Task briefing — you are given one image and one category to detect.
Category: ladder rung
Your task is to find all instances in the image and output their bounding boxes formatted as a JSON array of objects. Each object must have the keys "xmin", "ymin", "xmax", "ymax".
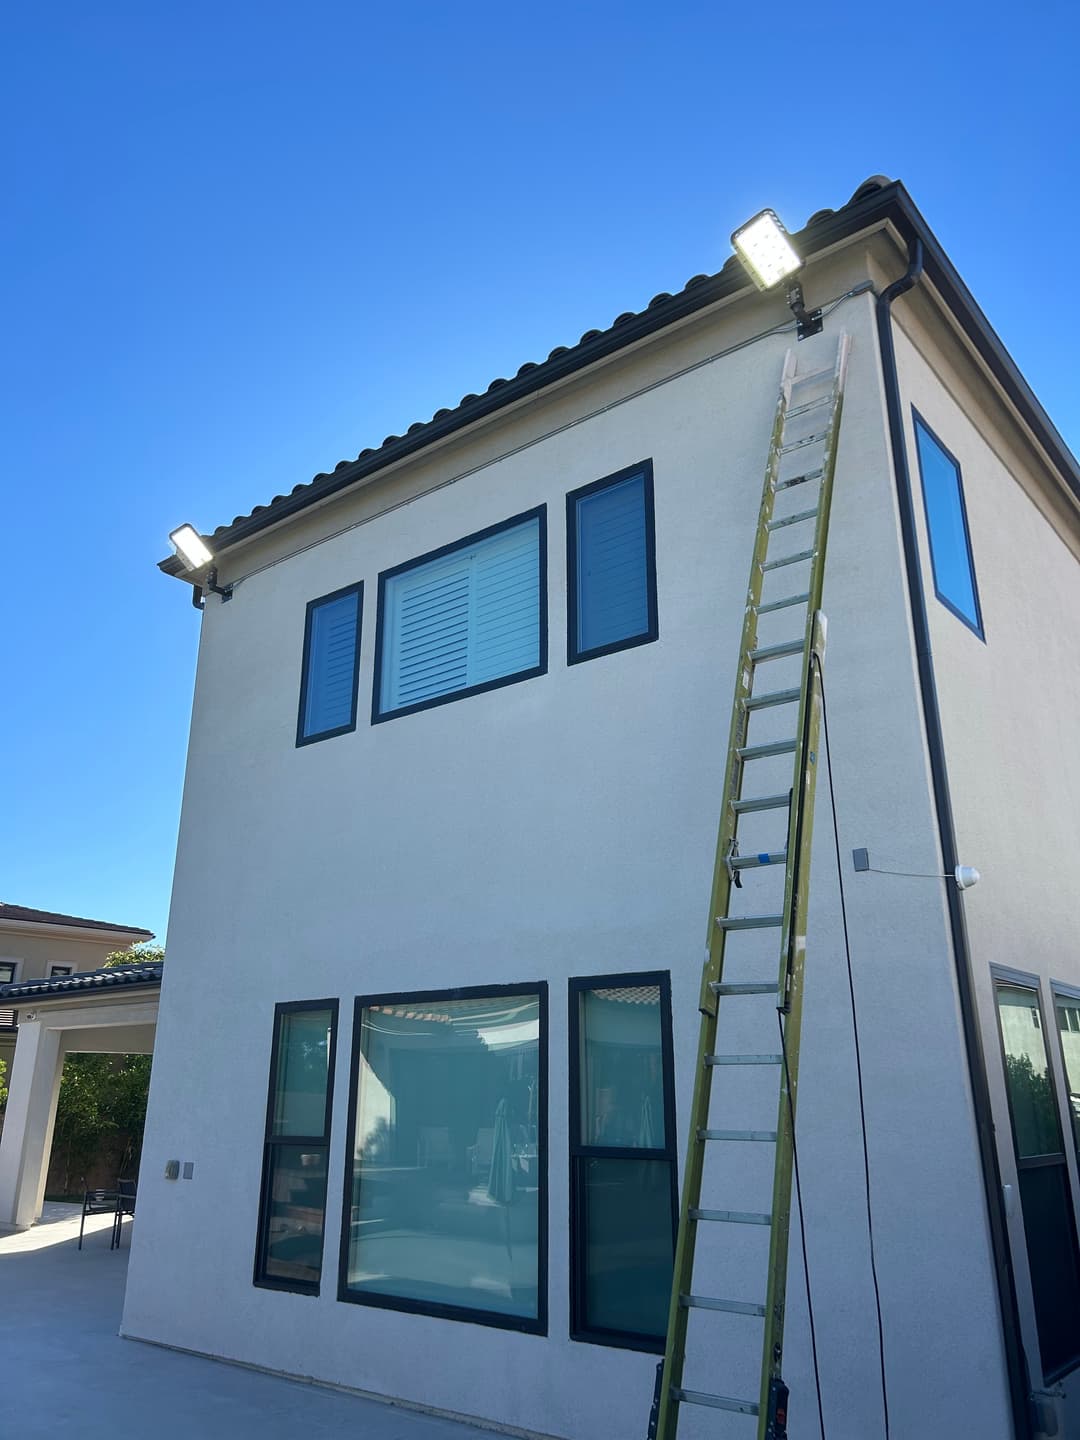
[
  {"xmin": 779, "ymin": 431, "xmax": 826, "ymax": 454},
  {"xmin": 681, "ymin": 1294, "xmax": 766, "ymax": 1317},
  {"xmin": 697, "ymin": 1128, "xmax": 778, "ymax": 1142},
  {"xmin": 762, "ymin": 548, "xmax": 815, "ymax": 571},
  {"xmin": 767, "ymin": 506, "xmax": 819, "ymax": 531},
  {"xmin": 730, "ymin": 850, "xmax": 787, "ymax": 870},
  {"xmin": 790, "ymin": 365, "xmax": 834, "ymax": 387},
  {"xmin": 786, "ymin": 394, "xmax": 831, "ymax": 419},
  {"xmin": 716, "ymin": 914, "xmax": 783, "ymax": 931},
  {"xmin": 744, "ymin": 688, "xmax": 800, "ymax": 712},
  {"xmin": 755, "ymin": 592, "xmax": 810, "ymax": 615},
  {"xmin": 737, "ymin": 737, "xmax": 796, "ymax": 760},
  {"xmin": 705, "ymin": 1053, "xmax": 783, "ymax": 1066},
  {"xmin": 749, "ymin": 639, "xmax": 803, "ymax": 663},
  {"xmin": 774, "ymin": 469, "xmax": 822, "ymax": 492},
  {"xmin": 732, "ymin": 791, "xmax": 790, "ymax": 813},
  {"xmin": 671, "ymin": 1388, "xmax": 759, "ymax": 1417},
  {"xmin": 711, "ymin": 981, "xmax": 780, "ymax": 995},
  {"xmin": 690, "ymin": 1208, "xmax": 772, "ymax": 1226}
]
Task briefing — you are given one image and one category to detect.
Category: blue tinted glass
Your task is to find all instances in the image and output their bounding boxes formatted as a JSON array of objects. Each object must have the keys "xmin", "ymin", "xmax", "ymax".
[
  {"xmin": 577, "ymin": 475, "xmax": 649, "ymax": 654},
  {"xmin": 302, "ymin": 589, "xmax": 360, "ymax": 738},
  {"xmin": 914, "ymin": 420, "xmax": 981, "ymax": 633}
]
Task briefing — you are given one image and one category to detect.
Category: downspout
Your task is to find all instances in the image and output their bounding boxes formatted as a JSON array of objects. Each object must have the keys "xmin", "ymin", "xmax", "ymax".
[{"xmin": 875, "ymin": 239, "xmax": 1033, "ymax": 1440}]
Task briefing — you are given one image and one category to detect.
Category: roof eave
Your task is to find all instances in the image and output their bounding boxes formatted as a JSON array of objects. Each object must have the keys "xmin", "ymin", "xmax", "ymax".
[{"xmin": 159, "ymin": 178, "xmax": 1079, "ymax": 578}]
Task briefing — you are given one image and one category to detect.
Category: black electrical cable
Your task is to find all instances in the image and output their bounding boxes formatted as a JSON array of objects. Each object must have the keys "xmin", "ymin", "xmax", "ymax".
[
  {"xmin": 776, "ymin": 1006, "xmax": 828, "ymax": 1439},
  {"xmin": 815, "ymin": 656, "xmax": 891, "ymax": 1437}
]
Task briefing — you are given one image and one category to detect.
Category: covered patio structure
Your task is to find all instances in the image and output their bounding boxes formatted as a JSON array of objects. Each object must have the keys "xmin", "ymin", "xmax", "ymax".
[{"xmin": 0, "ymin": 962, "xmax": 162, "ymax": 1230}]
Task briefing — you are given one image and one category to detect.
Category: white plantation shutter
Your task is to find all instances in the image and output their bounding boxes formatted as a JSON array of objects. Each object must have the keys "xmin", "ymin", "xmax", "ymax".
[
  {"xmin": 381, "ymin": 517, "xmax": 541, "ymax": 714},
  {"xmin": 576, "ymin": 473, "xmax": 649, "ymax": 654},
  {"xmin": 302, "ymin": 588, "xmax": 361, "ymax": 739}
]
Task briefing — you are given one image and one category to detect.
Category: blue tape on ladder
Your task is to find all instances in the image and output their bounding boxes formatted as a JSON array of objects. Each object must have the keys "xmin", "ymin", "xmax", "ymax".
[{"xmin": 758, "ymin": 853, "xmax": 770, "ymax": 864}]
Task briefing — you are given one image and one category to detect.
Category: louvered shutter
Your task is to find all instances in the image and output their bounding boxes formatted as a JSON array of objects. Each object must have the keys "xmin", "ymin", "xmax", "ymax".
[
  {"xmin": 470, "ymin": 520, "xmax": 541, "ymax": 684},
  {"xmin": 380, "ymin": 517, "xmax": 540, "ymax": 715},
  {"xmin": 383, "ymin": 556, "xmax": 471, "ymax": 712},
  {"xmin": 302, "ymin": 589, "xmax": 361, "ymax": 738},
  {"xmin": 576, "ymin": 473, "xmax": 648, "ymax": 653}
]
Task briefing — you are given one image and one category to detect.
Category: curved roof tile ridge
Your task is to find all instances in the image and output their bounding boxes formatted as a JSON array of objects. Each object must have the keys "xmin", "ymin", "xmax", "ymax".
[{"xmin": 165, "ymin": 176, "xmax": 916, "ymax": 562}]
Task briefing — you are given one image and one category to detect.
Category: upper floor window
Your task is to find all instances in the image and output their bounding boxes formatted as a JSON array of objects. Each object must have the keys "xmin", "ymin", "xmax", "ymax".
[
  {"xmin": 296, "ymin": 583, "xmax": 363, "ymax": 746},
  {"xmin": 373, "ymin": 508, "xmax": 546, "ymax": 722},
  {"xmin": 48, "ymin": 965, "xmax": 74, "ymax": 978},
  {"xmin": 912, "ymin": 413, "xmax": 984, "ymax": 638},
  {"xmin": 0, "ymin": 961, "xmax": 16, "ymax": 984},
  {"xmin": 567, "ymin": 462, "xmax": 658, "ymax": 664}
]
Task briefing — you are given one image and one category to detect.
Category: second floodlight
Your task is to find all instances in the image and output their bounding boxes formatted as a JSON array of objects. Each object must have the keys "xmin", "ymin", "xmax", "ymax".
[
  {"xmin": 731, "ymin": 210, "xmax": 803, "ymax": 291},
  {"xmin": 731, "ymin": 208, "xmax": 822, "ymax": 340},
  {"xmin": 169, "ymin": 524, "xmax": 214, "ymax": 572}
]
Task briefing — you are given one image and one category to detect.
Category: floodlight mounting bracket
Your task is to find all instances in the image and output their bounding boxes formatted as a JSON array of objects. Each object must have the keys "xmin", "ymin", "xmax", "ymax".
[{"xmin": 786, "ymin": 280, "xmax": 823, "ymax": 340}]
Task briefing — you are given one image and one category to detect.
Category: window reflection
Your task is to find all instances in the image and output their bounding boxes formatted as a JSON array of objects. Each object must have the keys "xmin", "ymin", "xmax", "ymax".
[
  {"xmin": 346, "ymin": 992, "xmax": 543, "ymax": 1324},
  {"xmin": 581, "ymin": 986, "xmax": 665, "ymax": 1149}
]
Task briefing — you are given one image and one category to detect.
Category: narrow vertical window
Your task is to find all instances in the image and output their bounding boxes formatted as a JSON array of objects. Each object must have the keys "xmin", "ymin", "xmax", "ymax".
[
  {"xmin": 912, "ymin": 412, "xmax": 983, "ymax": 637},
  {"xmin": 567, "ymin": 462, "xmax": 657, "ymax": 664},
  {"xmin": 569, "ymin": 973, "xmax": 677, "ymax": 1349},
  {"xmin": 296, "ymin": 583, "xmax": 363, "ymax": 746},
  {"xmin": 1054, "ymin": 988, "xmax": 1080, "ymax": 1167},
  {"xmin": 255, "ymin": 1000, "xmax": 338, "ymax": 1294},
  {"xmin": 341, "ymin": 985, "xmax": 547, "ymax": 1331},
  {"xmin": 995, "ymin": 979, "xmax": 1080, "ymax": 1378}
]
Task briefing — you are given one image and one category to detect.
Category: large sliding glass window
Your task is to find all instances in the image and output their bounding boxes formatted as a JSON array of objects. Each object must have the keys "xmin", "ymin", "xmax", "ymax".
[
  {"xmin": 569, "ymin": 974, "xmax": 677, "ymax": 1350},
  {"xmin": 341, "ymin": 985, "xmax": 547, "ymax": 1331},
  {"xmin": 254, "ymin": 1000, "xmax": 338, "ymax": 1295},
  {"xmin": 995, "ymin": 979, "xmax": 1080, "ymax": 1379}
]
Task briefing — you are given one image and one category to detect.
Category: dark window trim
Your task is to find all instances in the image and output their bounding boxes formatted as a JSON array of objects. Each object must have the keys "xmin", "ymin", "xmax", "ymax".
[
  {"xmin": 566, "ymin": 460, "xmax": 658, "ymax": 666},
  {"xmin": 0, "ymin": 961, "xmax": 17, "ymax": 984},
  {"xmin": 338, "ymin": 981, "xmax": 549, "ymax": 1335},
  {"xmin": 370, "ymin": 506, "xmax": 548, "ymax": 725},
  {"xmin": 1049, "ymin": 980, "xmax": 1080, "ymax": 1176},
  {"xmin": 567, "ymin": 970, "xmax": 678, "ymax": 1353},
  {"xmin": 253, "ymin": 997, "xmax": 340, "ymax": 1297},
  {"xmin": 48, "ymin": 965, "xmax": 74, "ymax": 977},
  {"xmin": 295, "ymin": 581, "xmax": 365, "ymax": 747},
  {"xmin": 911, "ymin": 409, "xmax": 985, "ymax": 641},
  {"xmin": 992, "ymin": 971, "xmax": 1080, "ymax": 1382}
]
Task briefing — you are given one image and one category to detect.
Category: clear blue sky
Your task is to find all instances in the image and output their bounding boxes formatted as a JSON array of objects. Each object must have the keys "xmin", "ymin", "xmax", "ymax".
[{"xmin": 3, "ymin": 2, "xmax": 1077, "ymax": 943}]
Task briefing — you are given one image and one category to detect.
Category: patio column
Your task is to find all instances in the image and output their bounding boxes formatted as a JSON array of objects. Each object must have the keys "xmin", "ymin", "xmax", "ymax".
[{"xmin": 0, "ymin": 1020, "xmax": 63, "ymax": 1229}]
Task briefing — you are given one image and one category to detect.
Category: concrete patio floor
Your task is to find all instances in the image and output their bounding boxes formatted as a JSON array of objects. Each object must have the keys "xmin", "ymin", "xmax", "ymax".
[{"xmin": 0, "ymin": 1204, "xmax": 498, "ymax": 1440}]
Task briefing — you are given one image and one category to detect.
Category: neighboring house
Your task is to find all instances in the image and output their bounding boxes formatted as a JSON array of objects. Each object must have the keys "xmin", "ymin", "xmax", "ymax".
[
  {"xmin": 0, "ymin": 903, "xmax": 153, "ymax": 1096},
  {"xmin": 118, "ymin": 176, "xmax": 1080, "ymax": 1440}
]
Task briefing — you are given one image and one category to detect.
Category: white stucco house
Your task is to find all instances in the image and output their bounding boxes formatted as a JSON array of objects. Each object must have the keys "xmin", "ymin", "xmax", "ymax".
[{"xmin": 120, "ymin": 176, "xmax": 1079, "ymax": 1440}]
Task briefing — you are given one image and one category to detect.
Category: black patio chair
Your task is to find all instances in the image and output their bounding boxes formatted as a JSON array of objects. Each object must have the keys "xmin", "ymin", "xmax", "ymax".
[
  {"xmin": 78, "ymin": 1185, "xmax": 118, "ymax": 1250},
  {"xmin": 112, "ymin": 1178, "xmax": 137, "ymax": 1250}
]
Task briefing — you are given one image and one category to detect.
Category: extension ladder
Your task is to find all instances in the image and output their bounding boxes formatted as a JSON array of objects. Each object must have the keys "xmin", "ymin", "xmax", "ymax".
[{"xmin": 650, "ymin": 333, "xmax": 850, "ymax": 1440}]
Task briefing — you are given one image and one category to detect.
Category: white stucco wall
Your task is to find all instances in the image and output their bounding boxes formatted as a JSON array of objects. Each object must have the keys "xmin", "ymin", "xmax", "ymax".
[
  {"xmin": 124, "ymin": 251, "xmax": 1014, "ymax": 1440},
  {"xmin": 894, "ymin": 298, "xmax": 1080, "ymax": 1432}
]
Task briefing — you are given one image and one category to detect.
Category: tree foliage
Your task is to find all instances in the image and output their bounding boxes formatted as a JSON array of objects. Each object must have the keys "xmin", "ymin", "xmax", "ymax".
[
  {"xmin": 50, "ymin": 945, "xmax": 163, "ymax": 1194},
  {"xmin": 0, "ymin": 1054, "xmax": 7, "ymax": 1110}
]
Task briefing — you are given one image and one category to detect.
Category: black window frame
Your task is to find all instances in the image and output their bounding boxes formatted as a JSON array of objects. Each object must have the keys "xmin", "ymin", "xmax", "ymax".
[
  {"xmin": 371, "ymin": 505, "xmax": 548, "ymax": 725},
  {"xmin": 295, "ymin": 581, "xmax": 365, "ymax": 748},
  {"xmin": 911, "ymin": 409, "xmax": 985, "ymax": 640},
  {"xmin": 566, "ymin": 460, "xmax": 658, "ymax": 666},
  {"xmin": 338, "ymin": 981, "xmax": 549, "ymax": 1335},
  {"xmin": 992, "ymin": 969, "xmax": 1080, "ymax": 1381},
  {"xmin": 253, "ymin": 997, "xmax": 339, "ymax": 1297},
  {"xmin": 1051, "ymin": 981, "xmax": 1080, "ymax": 1177},
  {"xmin": 48, "ymin": 965, "xmax": 74, "ymax": 977},
  {"xmin": 0, "ymin": 962, "xmax": 18, "ymax": 984},
  {"xmin": 568, "ymin": 970, "xmax": 678, "ymax": 1352}
]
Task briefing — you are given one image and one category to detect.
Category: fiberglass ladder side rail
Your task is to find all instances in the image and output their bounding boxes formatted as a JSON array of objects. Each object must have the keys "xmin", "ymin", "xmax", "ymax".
[{"xmin": 650, "ymin": 332, "xmax": 850, "ymax": 1440}]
